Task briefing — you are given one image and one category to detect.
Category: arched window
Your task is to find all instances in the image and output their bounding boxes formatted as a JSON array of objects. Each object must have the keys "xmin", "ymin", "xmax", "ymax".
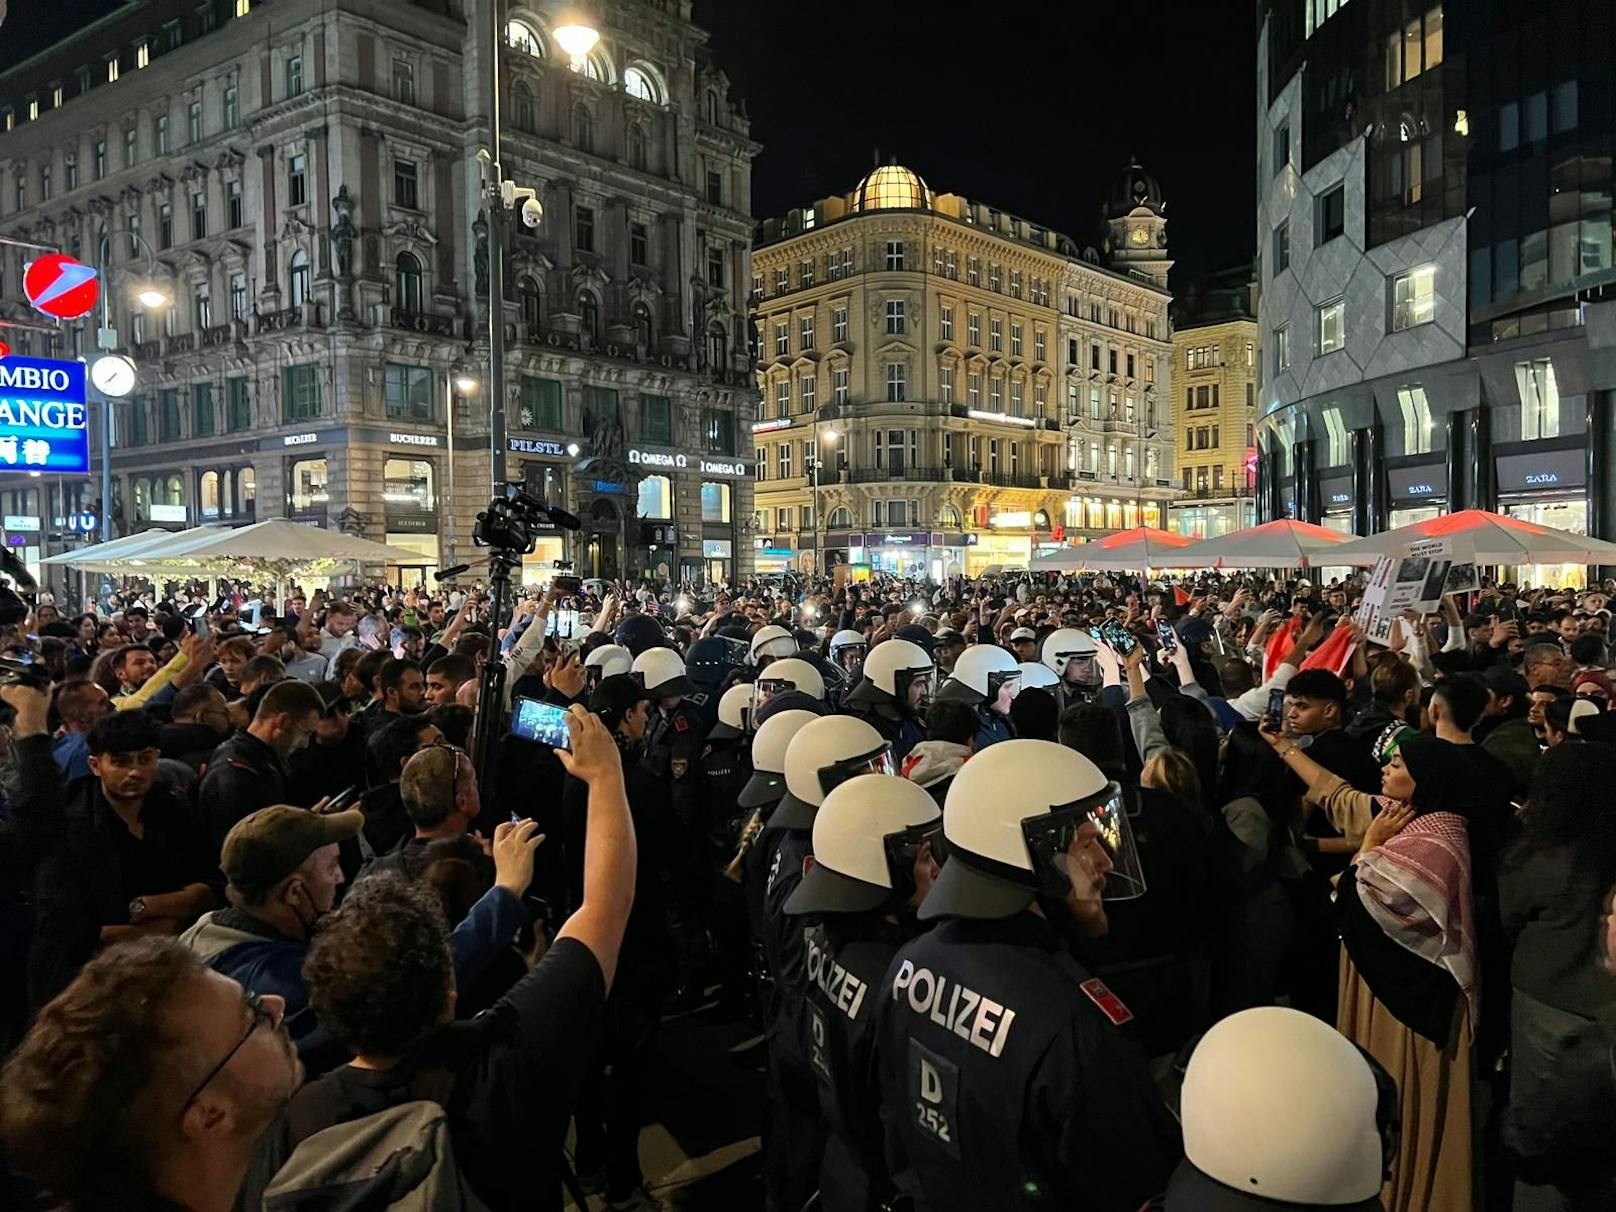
[
  {"xmin": 199, "ymin": 471, "xmax": 220, "ymax": 518},
  {"xmin": 239, "ymin": 467, "xmax": 256, "ymax": 516},
  {"xmin": 636, "ymin": 474, "xmax": 671, "ymax": 519},
  {"xmin": 395, "ymin": 250, "xmax": 423, "ymax": 313},
  {"xmin": 624, "ymin": 66, "xmax": 658, "ymax": 103},
  {"xmin": 582, "ymin": 50, "xmax": 609, "ymax": 83},
  {"xmin": 937, "ymin": 504, "xmax": 962, "ymax": 528},
  {"xmin": 519, "ymin": 276, "xmax": 542, "ymax": 330},
  {"xmin": 288, "ymin": 248, "xmax": 309, "ymax": 307},
  {"xmin": 513, "ymin": 82, "xmax": 536, "ymax": 133},
  {"xmin": 577, "ymin": 291, "xmax": 599, "ymax": 343},
  {"xmin": 632, "ymin": 301, "xmax": 653, "ymax": 350},
  {"xmin": 163, "ymin": 474, "xmax": 183, "ymax": 505},
  {"xmin": 506, "ymin": 19, "xmax": 543, "ymax": 56},
  {"xmin": 572, "ymin": 103, "xmax": 593, "ymax": 152},
  {"xmin": 133, "ymin": 479, "xmax": 150, "ymax": 519},
  {"xmin": 627, "ymin": 123, "xmax": 648, "ymax": 171},
  {"xmin": 827, "ymin": 505, "xmax": 853, "ymax": 530},
  {"xmin": 706, "ymin": 322, "xmax": 727, "ymax": 370}
]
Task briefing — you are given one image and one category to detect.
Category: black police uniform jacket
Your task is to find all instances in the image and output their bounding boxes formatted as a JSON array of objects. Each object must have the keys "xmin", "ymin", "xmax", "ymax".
[
  {"xmin": 641, "ymin": 698, "xmax": 709, "ymax": 836},
  {"xmin": 876, "ymin": 913, "xmax": 1177, "ymax": 1212},
  {"xmin": 759, "ymin": 823, "xmax": 814, "ymax": 1069},
  {"xmin": 803, "ymin": 917, "xmax": 912, "ymax": 1212}
]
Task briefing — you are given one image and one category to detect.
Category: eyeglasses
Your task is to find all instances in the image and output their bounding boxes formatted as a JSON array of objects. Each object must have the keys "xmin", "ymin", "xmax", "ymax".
[{"xmin": 179, "ymin": 989, "xmax": 278, "ymax": 1114}]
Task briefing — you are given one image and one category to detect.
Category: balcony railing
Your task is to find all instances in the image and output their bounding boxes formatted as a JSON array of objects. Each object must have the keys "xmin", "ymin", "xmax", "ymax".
[
  {"xmin": 390, "ymin": 308, "xmax": 461, "ymax": 339},
  {"xmin": 847, "ymin": 466, "xmax": 949, "ymax": 484}
]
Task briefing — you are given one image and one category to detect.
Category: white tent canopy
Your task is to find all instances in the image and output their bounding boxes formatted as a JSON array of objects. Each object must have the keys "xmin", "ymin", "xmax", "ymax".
[
  {"xmin": 1031, "ymin": 526, "xmax": 1197, "ymax": 571},
  {"xmin": 43, "ymin": 518, "xmax": 418, "ymax": 575},
  {"xmin": 1171, "ymin": 518, "xmax": 1351, "ymax": 569},
  {"xmin": 1325, "ymin": 509, "xmax": 1616, "ymax": 566},
  {"xmin": 40, "ymin": 524, "xmax": 237, "ymax": 574}
]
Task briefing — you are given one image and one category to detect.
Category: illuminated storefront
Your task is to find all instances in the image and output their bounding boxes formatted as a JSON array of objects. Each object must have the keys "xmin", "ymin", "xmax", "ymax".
[
  {"xmin": 1496, "ymin": 448, "xmax": 1588, "ymax": 588},
  {"xmin": 1386, "ymin": 463, "xmax": 1446, "ymax": 529}
]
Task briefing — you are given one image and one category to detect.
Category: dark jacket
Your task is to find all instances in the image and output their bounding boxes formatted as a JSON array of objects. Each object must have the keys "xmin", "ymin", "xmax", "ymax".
[
  {"xmin": 197, "ymin": 730, "xmax": 291, "ymax": 854},
  {"xmin": 161, "ymin": 721, "xmax": 228, "ymax": 773},
  {"xmin": 1499, "ymin": 839, "xmax": 1616, "ymax": 1019},
  {"xmin": 1505, "ymin": 1016, "xmax": 1616, "ymax": 1210},
  {"xmin": 7, "ymin": 735, "xmax": 218, "ymax": 1010},
  {"xmin": 1479, "ymin": 714, "xmax": 1540, "ymax": 797}
]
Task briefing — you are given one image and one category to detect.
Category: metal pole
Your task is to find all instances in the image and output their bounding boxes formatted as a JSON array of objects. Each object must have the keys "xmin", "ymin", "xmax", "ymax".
[
  {"xmin": 445, "ymin": 371, "xmax": 457, "ymax": 569},
  {"xmin": 485, "ymin": 0, "xmax": 507, "ymax": 492},
  {"xmin": 97, "ymin": 231, "xmax": 113, "ymax": 544},
  {"xmin": 811, "ymin": 421, "xmax": 819, "ymax": 578}
]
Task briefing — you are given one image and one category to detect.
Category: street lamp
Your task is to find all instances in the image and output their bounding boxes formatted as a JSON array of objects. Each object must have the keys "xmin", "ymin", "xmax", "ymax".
[
  {"xmin": 552, "ymin": 17, "xmax": 600, "ymax": 65},
  {"xmin": 812, "ymin": 427, "xmax": 840, "ymax": 576},
  {"xmin": 446, "ymin": 369, "xmax": 478, "ymax": 569},
  {"xmin": 90, "ymin": 227, "xmax": 170, "ymax": 543}
]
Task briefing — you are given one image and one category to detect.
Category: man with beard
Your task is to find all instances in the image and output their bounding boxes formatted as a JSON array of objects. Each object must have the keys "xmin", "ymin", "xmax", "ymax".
[
  {"xmin": 0, "ymin": 937, "xmax": 304, "ymax": 1212},
  {"xmin": 198, "ymin": 680, "xmax": 327, "ymax": 852},
  {"xmin": 3, "ymin": 687, "xmax": 219, "ymax": 1011},
  {"xmin": 161, "ymin": 685, "xmax": 233, "ymax": 773},
  {"xmin": 286, "ymin": 682, "xmax": 367, "ymax": 805}
]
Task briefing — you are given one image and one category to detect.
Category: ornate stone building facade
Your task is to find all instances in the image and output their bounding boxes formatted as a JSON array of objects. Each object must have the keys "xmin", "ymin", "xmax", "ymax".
[
  {"xmin": 0, "ymin": 0, "xmax": 759, "ymax": 588},
  {"xmin": 750, "ymin": 161, "xmax": 1176, "ymax": 579}
]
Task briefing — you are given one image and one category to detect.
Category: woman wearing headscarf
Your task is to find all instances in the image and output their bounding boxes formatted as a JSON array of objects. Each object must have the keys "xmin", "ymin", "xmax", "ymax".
[{"xmin": 1262, "ymin": 721, "xmax": 1477, "ymax": 1212}]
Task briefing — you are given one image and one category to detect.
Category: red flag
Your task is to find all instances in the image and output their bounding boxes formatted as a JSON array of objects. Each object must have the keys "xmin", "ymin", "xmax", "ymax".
[
  {"xmin": 1300, "ymin": 623, "xmax": 1357, "ymax": 677},
  {"xmin": 1173, "ymin": 586, "xmax": 1191, "ymax": 607},
  {"xmin": 1263, "ymin": 617, "xmax": 1297, "ymax": 682}
]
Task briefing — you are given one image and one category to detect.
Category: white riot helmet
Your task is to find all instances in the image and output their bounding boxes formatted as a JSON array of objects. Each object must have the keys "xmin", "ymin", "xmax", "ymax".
[
  {"xmin": 1042, "ymin": 627, "xmax": 1099, "ymax": 687},
  {"xmin": 934, "ymin": 643, "xmax": 1021, "ymax": 707},
  {"xmin": 846, "ymin": 638, "xmax": 935, "ymax": 716},
  {"xmin": 919, "ymin": 739, "xmax": 1145, "ymax": 921},
  {"xmin": 632, "ymin": 647, "xmax": 692, "ymax": 698},
  {"xmin": 1017, "ymin": 661, "xmax": 1061, "ymax": 691},
  {"xmin": 753, "ymin": 656, "xmax": 825, "ymax": 717},
  {"xmin": 709, "ymin": 683, "xmax": 755, "ymax": 741},
  {"xmin": 1167, "ymin": 1007, "xmax": 1398, "ymax": 1211},
  {"xmin": 829, "ymin": 629, "xmax": 868, "ymax": 674},
  {"xmin": 738, "ymin": 708, "xmax": 820, "ymax": 809},
  {"xmin": 773, "ymin": 715, "xmax": 895, "ymax": 831},
  {"xmin": 584, "ymin": 643, "xmax": 634, "ymax": 691},
  {"xmin": 749, "ymin": 624, "xmax": 797, "ymax": 666},
  {"xmin": 784, "ymin": 774, "xmax": 941, "ymax": 916}
]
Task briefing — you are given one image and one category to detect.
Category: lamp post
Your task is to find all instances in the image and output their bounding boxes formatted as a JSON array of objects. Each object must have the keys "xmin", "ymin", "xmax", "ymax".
[
  {"xmin": 87, "ymin": 228, "xmax": 170, "ymax": 543},
  {"xmin": 812, "ymin": 426, "xmax": 840, "ymax": 575},
  {"xmin": 445, "ymin": 370, "xmax": 477, "ymax": 569}
]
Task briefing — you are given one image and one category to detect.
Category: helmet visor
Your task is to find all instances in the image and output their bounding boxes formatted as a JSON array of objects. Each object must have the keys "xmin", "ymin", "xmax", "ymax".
[
  {"xmin": 585, "ymin": 664, "xmax": 607, "ymax": 692},
  {"xmin": 1021, "ymin": 783, "xmax": 1147, "ymax": 902},
  {"xmin": 896, "ymin": 666, "xmax": 936, "ymax": 712},
  {"xmin": 986, "ymin": 669, "xmax": 1022, "ymax": 704},
  {"xmin": 752, "ymin": 675, "xmax": 794, "ymax": 716},
  {"xmin": 882, "ymin": 821, "xmax": 944, "ymax": 903},
  {"xmin": 818, "ymin": 742, "xmax": 896, "ymax": 799},
  {"xmin": 835, "ymin": 644, "xmax": 867, "ymax": 673},
  {"xmin": 1058, "ymin": 651, "xmax": 1100, "ymax": 686}
]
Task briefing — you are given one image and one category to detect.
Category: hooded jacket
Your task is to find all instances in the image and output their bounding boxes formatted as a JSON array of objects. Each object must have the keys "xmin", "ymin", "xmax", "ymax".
[{"xmin": 900, "ymin": 740, "xmax": 971, "ymax": 803}]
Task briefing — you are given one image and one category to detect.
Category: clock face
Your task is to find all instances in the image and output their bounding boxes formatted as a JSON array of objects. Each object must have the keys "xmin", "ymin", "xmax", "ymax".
[
  {"xmin": 1130, "ymin": 227, "xmax": 1150, "ymax": 247},
  {"xmin": 91, "ymin": 355, "xmax": 136, "ymax": 398}
]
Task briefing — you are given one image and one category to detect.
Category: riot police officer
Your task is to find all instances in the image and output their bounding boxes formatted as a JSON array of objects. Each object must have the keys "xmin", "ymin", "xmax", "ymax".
[
  {"xmin": 583, "ymin": 642, "xmax": 634, "ymax": 694},
  {"xmin": 1041, "ymin": 626, "xmax": 1101, "ymax": 711},
  {"xmin": 686, "ymin": 635, "xmax": 750, "ymax": 731},
  {"xmin": 784, "ymin": 773, "xmax": 942, "ymax": 1212},
  {"xmin": 635, "ymin": 644, "xmax": 711, "ymax": 1007},
  {"xmin": 932, "ymin": 644, "xmax": 1020, "ymax": 749},
  {"xmin": 841, "ymin": 638, "xmax": 933, "ymax": 762},
  {"xmin": 1160, "ymin": 1006, "xmax": 1397, "ymax": 1210},
  {"xmin": 701, "ymin": 682, "xmax": 756, "ymax": 1011},
  {"xmin": 750, "ymin": 623, "xmax": 799, "ymax": 670},
  {"xmin": 876, "ymin": 738, "xmax": 1176, "ymax": 1212},
  {"xmin": 752, "ymin": 655, "xmax": 826, "ymax": 718},
  {"xmin": 762, "ymin": 715, "xmax": 895, "ymax": 1212},
  {"xmin": 829, "ymin": 628, "xmax": 868, "ymax": 682}
]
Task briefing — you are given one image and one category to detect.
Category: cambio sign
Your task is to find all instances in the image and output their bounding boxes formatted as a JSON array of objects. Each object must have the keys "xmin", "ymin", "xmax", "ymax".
[{"xmin": 0, "ymin": 357, "xmax": 89, "ymax": 473}]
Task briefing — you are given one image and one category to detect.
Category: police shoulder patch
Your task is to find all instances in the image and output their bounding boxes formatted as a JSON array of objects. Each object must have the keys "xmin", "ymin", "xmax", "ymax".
[
  {"xmin": 1079, "ymin": 978, "xmax": 1133, "ymax": 1026},
  {"xmin": 674, "ymin": 714, "xmax": 689, "ymax": 732}
]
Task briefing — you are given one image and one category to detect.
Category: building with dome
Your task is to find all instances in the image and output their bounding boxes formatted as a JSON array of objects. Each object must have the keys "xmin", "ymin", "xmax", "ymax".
[{"xmin": 749, "ymin": 160, "xmax": 1177, "ymax": 577}]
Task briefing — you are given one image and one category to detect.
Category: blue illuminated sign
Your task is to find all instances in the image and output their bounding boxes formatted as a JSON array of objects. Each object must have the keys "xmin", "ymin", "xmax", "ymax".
[{"xmin": 0, "ymin": 357, "xmax": 88, "ymax": 474}]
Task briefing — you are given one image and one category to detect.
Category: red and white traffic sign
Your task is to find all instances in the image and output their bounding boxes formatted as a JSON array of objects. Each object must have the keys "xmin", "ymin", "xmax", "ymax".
[{"xmin": 23, "ymin": 254, "xmax": 99, "ymax": 321}]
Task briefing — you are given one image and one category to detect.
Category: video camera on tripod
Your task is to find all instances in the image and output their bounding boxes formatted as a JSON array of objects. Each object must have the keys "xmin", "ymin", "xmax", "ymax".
[{"xmin": 474, "ymin": 484, "xmax": 581, "ymax": 555}]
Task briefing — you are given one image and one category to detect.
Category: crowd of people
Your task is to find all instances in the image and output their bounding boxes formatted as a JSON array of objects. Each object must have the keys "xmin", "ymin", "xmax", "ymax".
[{"xmin": 2, "ymin": 562, "xmax": 1615, "ymax": 1211}]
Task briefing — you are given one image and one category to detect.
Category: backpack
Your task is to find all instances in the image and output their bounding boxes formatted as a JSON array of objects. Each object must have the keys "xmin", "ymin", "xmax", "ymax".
[{"xmin": 263, "ymin": 1100, "xmax": 489, "ymax": 1212}]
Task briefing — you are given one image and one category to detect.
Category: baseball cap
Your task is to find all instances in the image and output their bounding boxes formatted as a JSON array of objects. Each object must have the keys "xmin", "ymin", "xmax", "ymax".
[
  {"xmin": 590, "ymin": 672, "xmax": 653, "ymax": 719},
  {"xmin": 1009, "ymin": 627, "xmax": 1037, "ymax": 642},
  {"xmin": 932, "ymin": 627, "xmax": 966, "ymax": 649},
  {"xmin": 221, "ymin": 805, "xmax": 364, "ymax": 895}
]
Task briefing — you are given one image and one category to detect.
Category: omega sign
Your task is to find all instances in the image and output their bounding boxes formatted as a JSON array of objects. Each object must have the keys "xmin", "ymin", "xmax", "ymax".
[{"xmin": 628, "ymin": 448, "xmax": 750, "ymax": 478}]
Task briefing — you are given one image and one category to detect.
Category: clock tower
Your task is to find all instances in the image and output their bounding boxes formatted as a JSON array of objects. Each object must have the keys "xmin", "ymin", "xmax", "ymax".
[{"xmin": 1103, "ymin": 158, "xmax": 1172, "ymax": 289}]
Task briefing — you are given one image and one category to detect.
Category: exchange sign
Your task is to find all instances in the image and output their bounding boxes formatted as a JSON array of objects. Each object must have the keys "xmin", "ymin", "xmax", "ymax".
[{"xmin": 0, "ymin": 357, "xmax": 89, "ymax": 473}]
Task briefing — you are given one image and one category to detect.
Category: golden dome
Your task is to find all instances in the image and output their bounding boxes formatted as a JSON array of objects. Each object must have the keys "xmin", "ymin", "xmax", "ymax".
[{"xmin": 852, "ymin": 163, "xmax": 933, "ymax": 212}]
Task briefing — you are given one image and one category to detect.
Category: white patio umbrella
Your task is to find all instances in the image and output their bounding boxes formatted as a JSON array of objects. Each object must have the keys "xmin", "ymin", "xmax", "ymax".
[
  {"xmin": 148, "ymin": 518, "xmax": 420, "ymax": 565},
  {"xmin": 41, "ymin": 524, "xmax": 237, "ymax": 574},
  {"xmin": 1171, "ymin": 518, "xmax": 1352, "ymax": 569},
  {"xmin": 1325, "ymin": 509, "xmax": 1616, "ymax": 566}
]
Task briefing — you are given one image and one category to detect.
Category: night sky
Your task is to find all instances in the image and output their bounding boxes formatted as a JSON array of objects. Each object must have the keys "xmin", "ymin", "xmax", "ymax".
[{"xmin": 1, "ymin": 0, "xmax": 1258, "ymax": 287}]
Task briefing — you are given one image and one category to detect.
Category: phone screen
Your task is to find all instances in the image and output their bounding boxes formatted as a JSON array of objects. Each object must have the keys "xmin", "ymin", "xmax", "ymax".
[
  {"xmin": 1090, "ymin": 621, "xmax": 1139, "ymax": 656},
  {"xmin": 1155, "ymin": 619, "xmax": 1177, "ymax": 654},
  {"xmin": 1266, "ymin": 687, "xmax": 1287, "ymax": 732},
  {"xmin": 510, "ymin": 696, "xmax": 572, "ymax": 749},
  {"xmin": 547, "ymin": 609, "xmax": 580, "ymax": 639}
]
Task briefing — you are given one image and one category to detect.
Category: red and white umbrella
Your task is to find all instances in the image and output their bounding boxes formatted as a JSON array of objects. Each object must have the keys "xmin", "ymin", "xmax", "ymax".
[
  {"xmin": 1171, "ymin": 518, "xmax": 1351, "ymax": 569},
  {"xmin": 1031, "ymin": 526, "xmax": 1197, "ymax": 571},
  {"xmin": 1326, "ymin": 509, "xmax": 1616, "ymax": 566}
]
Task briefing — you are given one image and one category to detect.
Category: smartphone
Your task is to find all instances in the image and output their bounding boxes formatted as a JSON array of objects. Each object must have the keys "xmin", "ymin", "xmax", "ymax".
[
  {"xmin": 325, "ymin": 785, "xmax": 360, "ymax": 813},
  {"xmin": 1155, "ymin": 619, "xmax": 1177, "ymax": 654},
  {"xmin": 1089, "ymin": 621, "xmax": 1139, "ymax": 657},
  {"xmin": 1266, "ymin": 687, "xmax": 1287, "ymax": 733},
  {"xmin": 510, "ymin": 695, "xmax": 572, "ymax": 749},
  {"xmin": 552, "ymin": 575, "xmax": 583, "ymax": 594}
]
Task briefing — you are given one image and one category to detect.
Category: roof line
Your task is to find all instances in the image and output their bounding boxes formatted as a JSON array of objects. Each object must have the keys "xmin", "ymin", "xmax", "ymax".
[{"xmin": 0, "ymin": 1, "xmax": 147, "ymax": 85}]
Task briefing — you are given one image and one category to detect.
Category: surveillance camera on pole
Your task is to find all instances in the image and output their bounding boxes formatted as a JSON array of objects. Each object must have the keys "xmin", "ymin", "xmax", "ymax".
[{"xmin": 499, "ymin": 182, "xmax": 544, "ymax": 230}]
